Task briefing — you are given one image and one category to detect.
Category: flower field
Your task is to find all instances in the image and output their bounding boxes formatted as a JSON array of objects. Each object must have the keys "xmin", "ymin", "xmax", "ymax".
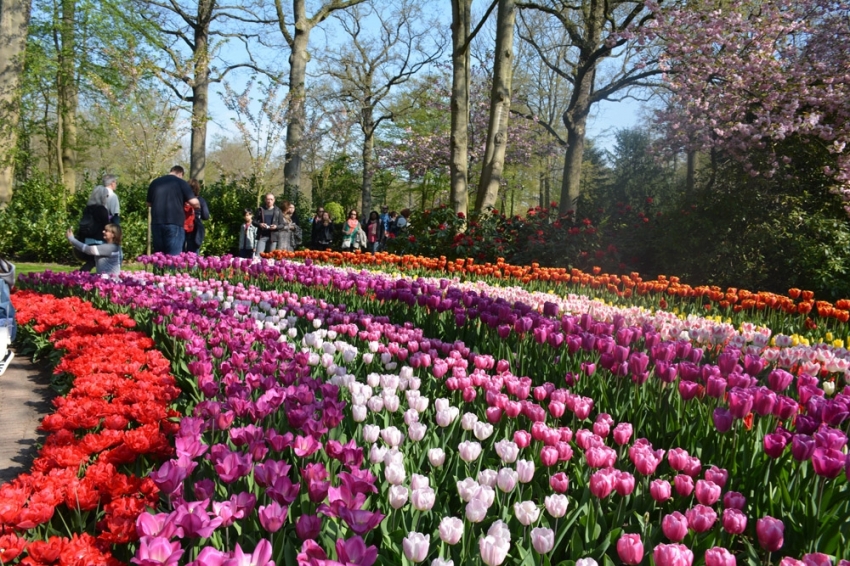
[{"xmin": 4, "ymin": 253, "xmax": 850, "ymax": 566}]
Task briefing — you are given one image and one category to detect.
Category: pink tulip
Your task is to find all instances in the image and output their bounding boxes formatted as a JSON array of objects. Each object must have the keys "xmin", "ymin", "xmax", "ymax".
[
  {"xmin": 516, "ymin": 459, "xmax": 535, "ymax": 483},
  {"xmin": 704, "ymin": 466, "xmax": 728, "ymax": 488},
  {"xmin": 544, "ymin": 494, "xmax": 569, "ymax": 518},
  {"xmin": 613, "ymin": 422, "xmax": 633, "ymax": 445},
  {"xmin": 756, "ymin": 516, "xmax": 784, "ymax": 552},
  {"xmin": 589, "ymin": 468, "xmax": 615, "ymax": 499},
  {"xmin": 723, "ymin": 491, "xmax": 746, "ymax": 510},
  {"xmin": 674, "ymin": 474, "xmax": 694, "ymax": 497},
  {"xmin": 721, "ymin": 508, "xmax": 747, "ymax": 535},
  {"xmin": 615, "ymin": 471, "xmax": 636, "ymax": 496},
  {"xmin": 650, "ymin": 479, "xmax": 672, "ymax": 503},
  {"xmin": 779, "ymin": 559, "xmax": 805, "ymax": 566},
  {"xmin": 802, "ymin": 553, "xmax": 833, "ymax": 566},
  {"xmin": 686, "ymin": 505, "xmax": 717, "ymax": 533},
  {"xmin": 662, "ymin": 512, "xmax": 689, "ymax": 542},
  {"xmin": 705, "ymin": 547, "xmax": 736, "ymax": 566},
  {"xmin": 653, "ymin": 543, "xmax": 694, "ymax": 566},
  {"xmin": 616, "ymin": 534, "xmax": 644, "ymax": 565},
  {"xmin": 549, "ymin": 472, "xmax": 569, "ymax": 493},
  {"xmin": 513, "ymin": 430, "xmax": 531, "ymax": 448},
  {"xmin": 695, "ymin": 480, "xmax": 721, "ymax": 505},
  {"xmin": 479, "ymin": 534, "xmax": 510, "ymax": 566},
  {"xmin": 540, "ymin": 446, "xmax": 559, "ymax": 467}
]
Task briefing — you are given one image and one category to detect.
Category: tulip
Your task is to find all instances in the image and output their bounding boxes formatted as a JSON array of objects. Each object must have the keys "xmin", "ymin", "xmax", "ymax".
[
  {"xmin": 388, "ymin": 485, "xmax": 409, "ymax": 509},
  {"xmin": 756, "ymin": 516, "xmax": 784, "ymax": 552},
  {"xmin": 540, "ymin": 446, "xmax": 559, "ymax": 467},
  {"xmin": 721, "ymin": 508, "xmax": 747, "ymax": 535},
  {"xmin": 695, "ymin": 480, "xmax": 721, "ymax": 505},
  {"xmin": 704, "ymin": 466, "xmax": 728, "ymax": 488},
  {"xmin": 514, "ymin": 501, "xmax": 541, "ymax": 526},
  {"xmin": 465, "ymin": 498, "xmax": 488, "ymax": 523},
  {"xmin": 616, "ymin": 534, "xmax": 644, "ymax": 565},
  {"xmin": 650, "ymin": 479, "xmax": 672, "ymax": 503},
  {"xmin": 133, "ymin": 536, "xmax": 184, "ymax": 566},
  {"xmin": 653, "ymin": 543, "xmax": 694, "ymax": 566},
  {"xmin": 428, "ymin": 448, "xmax": 446, "ymax": 467},
  {"xmin": 403, "ymin": 532, "xmax": 430, "ymax": 563},
  {"xmin": 459, "ymin": 441, "xmax": 483, "ymax": 463},
  {"xmin": 497, "ymin": 468, "xmax": 518, "ymax": 493},
  {"xmin": 258, "ymin": 501, "xmax": 288, "ymax": 533},
  {"xmin": 723, "ymin": 491, "xmax": 746, "ymax": 510},
  {"xmin": 576, "ymin": 559, "xmax": 599, "ymax": 566},
  {"xmin": 478, "ymin": 469, "xmax": 498, "ymax": 488},
  {"xmin": 589, "ymin": 468, "xmax": 615, "ymax": 499},
  {"xmin": 516, "ymin": 460, "xmax": 535, "ymax": 483},
  {"xmin": 713, "ymin": 408, "xmax": 733, "ymax": 433},
  {"xmin": 674, "ymin": 474, "xmax": 694, "ymax": 497},
  {"xmin": 544, "ymin": 494, "xmax": 569, "ymax": 518},
  {"xmin": 705, "ymin": 547, "xmax": 736, "ymax": 566},
  {"xmin": 686, "ymin": 504, "xmax": 717, "ymax": 533},
  {"xmin": 779, "ymin": 560, "xmax": 805, "ymax": 566},
  {"xmin": 531, "ymin": 527, "xmax": 555, "ymax": 554},
  {"xmin": 615, "ymin": 471, "xmax": 636, "ymax": 496},
  {"xmin": 495, "ymin": 440, "xmax": 520, "ymax": 464},
  {"xmin": 812, "ymin": 447, "xmax": 845, "ymax": 478},
  {"xmin": 802, "ymin": 553, "xmax": 833, "ymax": 566},
  {"xmin": 763, "ymin": 432, "xmax": 788, "ymax": 459},
  {"xmin": 479, "ymin": 534, "xmax": 511, "ymax": 566},
  {"xmin": 438, "ymin": 517, "xmax": 464, "ymax": 545},
  {"xmin": 549, "ymin": 472, "xmax": 569, "ymax": 493},
  {"xmin": 662, "ymin": 512, "xmax": 689, "ymax": 542},
  {"xmin": 432, "ymin": 559, "xmax": 454, "ymax": 566},
  {"xmin": 613, "ymin": 422, "xmax": 633, "ymax": 445},
  {"xmin": 295, "ymin": 514, "xmax": 321, "ymax": 541}
]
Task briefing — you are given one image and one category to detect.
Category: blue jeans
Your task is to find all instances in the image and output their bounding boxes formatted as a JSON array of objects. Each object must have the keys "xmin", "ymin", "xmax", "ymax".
[{"xmin": 152, "ymin": 224, "xmax": 185, "ymax": 256}]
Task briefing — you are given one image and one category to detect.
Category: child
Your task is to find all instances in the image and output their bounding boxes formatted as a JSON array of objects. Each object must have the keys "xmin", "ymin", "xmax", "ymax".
[{"xmin": 238, "ymin": 209, "xmax": 258, "ymax": 258}]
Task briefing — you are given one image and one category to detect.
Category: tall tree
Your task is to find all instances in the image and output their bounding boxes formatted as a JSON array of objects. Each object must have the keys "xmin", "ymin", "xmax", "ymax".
[
  {"xmin": 130, "ymin": 0, "xmax": 266, "ymax": 181},
  {"xmin": 55, "ymin": 0, "xmax": 76, "ymax": 192},
  {"xmin": 449, "ymin": 0, "xmax": 471, "ymax": 218},
  {"xmin": 516, "ymin": 0, "xmax": 663, "ymax": 215},
  {"xmin": 322, "ymin": 0, "xmax": 442, "ymax": 215},
  {"xmin": 272, "ymin": 0, "xmax": 366, "ymax": 202},
  {"xmin": 0, "ymin": 0, "xmax": 32, "ymax": 202},
  {"xmin": 474, "ymin": 0, "xmax": 516, "ymax": 214}
]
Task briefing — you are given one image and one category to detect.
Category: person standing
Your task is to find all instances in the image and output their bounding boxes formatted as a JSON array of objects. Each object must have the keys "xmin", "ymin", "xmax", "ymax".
[
  {"xmin": 253, "ymin": 193, "xmax": 284, "ymax": 256},
  {"xmin": 341, "ymin": 209, "xmax": 366, "ymax": 251},
  {"xmin": 77, "ymin": 184, "xmax": 111, "ymax": 272},
  {"xmin": 238, "ymin": 209, "xmax": 258, "ymax": 258},
  {"xmin": 364, "ymin": 210, "xmax": 384, "ymax": 254},
  {"xmin": 147, "ymin": 166, "xmax": 199, "ymax": 255},
  {"xmin": 102, "ymin": 174, "xmax": 120, "ymax": 224},
  {"xmin": 184, "ymin": 178, "xmax": 210, "ymax": 254},
  {"xmin": 276, "ymin": 200, "xmax": 300, "ymax": 252},
  {"xmin": 311, "ymin": 211, "xmax": 335, "ymax": 250}
]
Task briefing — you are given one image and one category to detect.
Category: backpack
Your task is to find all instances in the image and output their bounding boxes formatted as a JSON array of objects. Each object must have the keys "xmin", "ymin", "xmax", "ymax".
[
  {"xmin": 77, "ymin": 204, "xmax": 109, "ymax": 240},
  {"xmin": 183, "ymin": 203, "xmax": 195, "ymax": 233}
]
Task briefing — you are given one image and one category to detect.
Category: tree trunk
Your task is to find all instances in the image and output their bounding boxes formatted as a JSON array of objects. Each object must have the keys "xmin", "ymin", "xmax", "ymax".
[
  {"xmin": 449, "ymin": 0, "xmax": 471, "ymax": 218},
  {"xmin": 57, "ymin": 0, "xmax": 77, "ymax": 193},
  {"xmin": 284, "ymin": 22, "xmax": 310, "ymax": 200},
  {"xmin": 559, "ymin": 67, "xmax": 593, "ymax": 215},
  {"xmin": 686, "ymin": 149, "xmax": 695, "ymax": 191},
  {"xmin": 189, "ymin": 9, "xmax": 210, "ymax": 181},
  {"xmin": 474, "ymin": 0, "xmax": 515, "ymax": 215},
  {"xmin": 360, "ymin": 109, "xmax": 374, "ymax": 216},
  {"xmin": 0, "ymin": 0, "xmax": 31, "ymax": 203}
]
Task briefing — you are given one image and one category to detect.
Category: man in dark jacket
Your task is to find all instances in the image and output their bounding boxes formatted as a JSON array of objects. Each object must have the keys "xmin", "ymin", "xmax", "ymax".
[
  {"xmin": 253, "ymin": 193, "xmax": 285, "ymax": 255},
  {"xmin": 147, "ymin": 166, "xmax": 199, "ymax": 255}
]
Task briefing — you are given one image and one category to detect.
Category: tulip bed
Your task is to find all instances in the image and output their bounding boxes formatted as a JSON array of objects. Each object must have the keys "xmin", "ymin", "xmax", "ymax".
[{"xmin": 6, "ymin": 254, "xmax": 850, "ymax": 566}]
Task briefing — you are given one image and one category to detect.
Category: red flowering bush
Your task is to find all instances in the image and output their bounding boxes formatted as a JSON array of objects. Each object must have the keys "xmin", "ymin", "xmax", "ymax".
[{"xmin": 2, "ymin": 291, "xmax": 181, "ymax": 563}]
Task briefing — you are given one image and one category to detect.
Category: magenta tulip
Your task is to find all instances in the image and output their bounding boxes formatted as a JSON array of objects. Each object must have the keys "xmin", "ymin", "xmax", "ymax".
[
  {"xmin": 674, "ymin": 474, "xmax": 694, "ymax": 497},
  {"xmin": 756, "ymin": 516, "xmax": 784, "ymax": 552},
  {"xmin": 650, "ymin": 479, "xmax": 672, "ymax": 503},
  {"xmin": 721, "ymin": 508, "xmax": 747, "ymax": 535},
  {"xmin": 695, "ymin": 480, "xmax": 721, "ymax": 505},
  {"xmin": 723, "ymin": 491, "xmax": 746, "ymax": 510},
  {"xmin": 812, "ymin": 447, "xmax": 845, "ymax": 478}
]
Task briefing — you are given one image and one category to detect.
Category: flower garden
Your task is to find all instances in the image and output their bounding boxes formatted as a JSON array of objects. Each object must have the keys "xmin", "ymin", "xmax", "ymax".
[{"xmin": 2, "ymin": 251, "xmax": 849, "ymax": 566}]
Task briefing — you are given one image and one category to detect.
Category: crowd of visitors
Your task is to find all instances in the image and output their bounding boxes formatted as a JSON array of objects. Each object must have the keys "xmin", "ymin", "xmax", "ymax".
[{"xmin": 69, "ymin": 164, "xmax": 415, "ymax": 271}]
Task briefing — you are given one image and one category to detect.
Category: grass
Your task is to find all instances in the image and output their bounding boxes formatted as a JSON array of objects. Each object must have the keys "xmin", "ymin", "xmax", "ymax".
[{"xmin": 13, "ymin": 262, "xmax": 146, "ymax": 277}]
